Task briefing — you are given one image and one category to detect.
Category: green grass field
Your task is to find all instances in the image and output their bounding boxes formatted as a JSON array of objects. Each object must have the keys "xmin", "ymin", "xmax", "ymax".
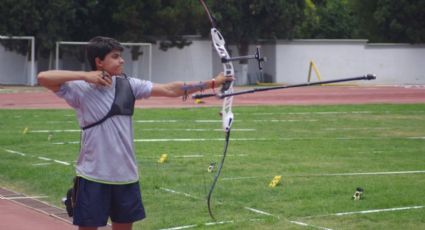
[{"xmin": 1, "ymin": 104, "xmax": 425, "ymax": 229}]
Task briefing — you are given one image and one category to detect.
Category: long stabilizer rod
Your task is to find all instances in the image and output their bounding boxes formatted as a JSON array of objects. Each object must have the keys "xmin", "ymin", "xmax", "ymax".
[{"xmin": 193, "ymin": 74, "xmax": 376, "ymax": 99}]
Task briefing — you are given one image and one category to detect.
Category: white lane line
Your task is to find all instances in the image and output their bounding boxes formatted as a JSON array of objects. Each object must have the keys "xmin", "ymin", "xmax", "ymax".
[
  {"xmin": 3, "ymin": 148, "xmax": 71, "ymax": 166},
  {"xmin": 222, "ymin": 176, "xmax": 265, "ymax": 181},
  {"xmin": 159, "ymin": 187, "xmax": 201, "ymax": 201},
  {"xmin": 32, "ymin": 163, "xmax": 52, "ymax": 166},
  {"xmin": 222, "ymin": 170, "xmax": 425, "ymax": 181},
  {"xmin": 30, "ymin": 128, "xmax": 255, "ymax": 133},
  {"xmin": 313, "ymin": 170, "xmax": 425, "ymax": 177},
  {"xmin": 159, "ymin": 187, "xmax": 224, "ymax": 205},
  {"xmin": 138, "ymin": 128, "xmax": 255, "ymax": 132},
  {"xmin": 38, "ymin": 156, "xmax": 51, "ymax": 161},
  {"xmin": 134, "ymin": 138, "xmax": 270, "ymax": 142},
  {"xmin": 1, "ymin": 196, "xmax": 48, "ymax": 200},
  {"xmin": 289, "ymin": 220, "xmax": 333, "ymax": 230},
  {"xmin": 324, "ymin": 127, "xmax": 390, "ymax": 131},
  {"xmin": 301, "ymin": 205, "xmax": 424, "ymax": 219},
  {"xmin": 135, "ymin": 120, "xmax": 178, "ymax": 123},
  {"xmin": 173, "ymin": 154, "xmax": 204, "ymax": 158},
  {"xmin": 159, "ymin": 220, "xmax": 235, "ymax": 230},
  {"xmin": 4, "ymin": 149, "xmax": 26, "ymax": 156},
  {"xmin": 159, "ymin": 224, "xmax": 197, "ymax": 230},
  {"xmin": 50, "ymin": 136, "xmax": 425, "ymax": 145},
  {"xmin": 54, "ymin": 160, "xmax": 71, "ymax": 165},
  {"xmin": 253, "ymin": 111, "xmax": 372, "ymax": 115},
  {"xmin": 333, "ymin": 206, "xmax": 424, "ymax": 216},
  {"xmin": 29, "ymin": 129, "xmax": 80, "ymax": 133},
  {"xmin": 52, "ymin": 138, "xmax": 262, "ymax": 144},
  {"xmin": 244, "ymin": 207, "xmax": 275, "ymax": 217},
  {"xmin": 254, "ymin": 119, "xmax": 317, "ymax": 122}
]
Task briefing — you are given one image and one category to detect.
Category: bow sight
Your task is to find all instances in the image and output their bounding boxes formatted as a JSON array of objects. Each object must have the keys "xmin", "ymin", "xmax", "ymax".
[{"xmin": 222, "ymin": 46, "xmax": 267, "ymax": 70}]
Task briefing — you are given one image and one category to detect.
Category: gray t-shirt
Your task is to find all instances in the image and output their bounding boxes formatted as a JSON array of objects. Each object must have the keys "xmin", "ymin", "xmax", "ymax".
[{"xmin": 56, "ymin": 76, "xmax": 152, "ymax": 184}]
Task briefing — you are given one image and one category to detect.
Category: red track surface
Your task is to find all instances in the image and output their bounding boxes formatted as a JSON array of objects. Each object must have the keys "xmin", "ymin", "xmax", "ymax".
[
  {"xmin": 0, "ymin": 199, "xmax": 76, "ymax": 230},
  {"xmin": 1, "ymin": 85, "xmax": 425, "ymax": 109}
]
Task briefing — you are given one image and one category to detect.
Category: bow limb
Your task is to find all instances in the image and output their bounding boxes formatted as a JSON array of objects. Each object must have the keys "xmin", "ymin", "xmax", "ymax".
[{"xmin": 199, "ymin": 0, "xmax": 234, "ymax": 220}]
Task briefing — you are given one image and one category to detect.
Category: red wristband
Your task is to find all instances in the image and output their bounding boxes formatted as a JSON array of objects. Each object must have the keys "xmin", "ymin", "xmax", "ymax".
[{"xmin": 211, "ymin": 78, "xmax": 216, "ymax": 93}]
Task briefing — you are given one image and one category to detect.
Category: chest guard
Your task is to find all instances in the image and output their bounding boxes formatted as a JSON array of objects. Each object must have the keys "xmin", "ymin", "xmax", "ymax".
[{"xmin": 82, "ymin": 76, "xmax": 135, "ymax": 130}]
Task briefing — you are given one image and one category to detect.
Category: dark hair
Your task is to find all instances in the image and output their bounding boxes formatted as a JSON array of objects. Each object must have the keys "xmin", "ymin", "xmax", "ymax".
[{"xmin": 86, "ymin": 36, "xmax": 124, "ymax": 70}]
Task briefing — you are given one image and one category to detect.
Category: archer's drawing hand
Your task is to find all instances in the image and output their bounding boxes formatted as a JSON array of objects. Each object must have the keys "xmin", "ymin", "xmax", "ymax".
[{"xmin": 85, "ymin": 71, "xmax": 112, "ymax": 87}]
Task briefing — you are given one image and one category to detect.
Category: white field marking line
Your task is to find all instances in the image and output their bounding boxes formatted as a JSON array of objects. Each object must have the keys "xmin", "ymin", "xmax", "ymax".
[
  {"xmin": 136, "ymin": 119, "xmax": 318, "ymax": 123},
  {"xmin": 159, "ymin": 187, "xmax": 201, "ymax": 201},
  {"xmin": 171, "ymin": 154, "xmax": 247, "ymax": 158},
  {"xmin": 159, "ymin": 187, "xmax": 223, "ymax": 205},
  {"xmin": 32, "ymin": 163, "xmax": 52, "ymax": 166},
  {"xmin": 38, "ymin": 156, "xmax": 51, "ymax": 161},
  {"xmin": 29, "ymin": 129, "xmax": 80, "ymax": 133},
  {"xmin": 135, "ymin": 120, "xmax": 177, "ymax": 123},
  {"xmin": 408, "ymin": 136, "xmax": 425, "ymax": 139},
  {"xmin": 164, "ymin": 204, "xmax": 326, "ymax": 230},
  {"xmin": 324, "ymin": 127, "xmax": 390, "ymax": 131},
  {"xmin": 159, "ymin": 224, "xmax": 197, "ymax": 230},
  {"xmin": 54, "ymin": 160, "xmax": 71, "ymax": 165},
  {"xmin": 30, "ymin": 128, "xmax": 255, "ymax": 133},
  {"xmin": 301, "ymin": 205, "xmax": 424, "ymax": 220},
  {"xmin": 133, "ymin": 138, "xmax": 270, "ymax": 142},
  {"xmin": 158, "ymin": 220, "xmax": 234, "ymax": 230},
  {"xmin": 47, "ymin": 136, "xmax": 381, "ymax": 144},
  {"xmin": 252, "ymin": 111, "xmax": 372, "ymax": 115},
  {"xmin": 46, "ymin": 121, "xmax": 74, "ymax": 124},
  {"xmin": 3, "ymin": 148, "xmax": 71, "ymax": 166},
  {"xmin": 244, "ymin": 207, "xmax": 276, "ymax": 217},
  {"xmin": 4, "ymin": 149, "xmax": 26, "ymax": 156},
  {"xmin": 223, "ymin": 170, "xmax": 425, "ymax": 181},
  {"xmin": 216, "ymin": 153, "xmax": 248, "ymax": 157},
  {"xmin": 51, "ymin": 135, "xmax": 424, "ymax": 145},
  {"xmin": 173, "ymin": 154, "xmax": 204, "ymax": 158},
  {"xmin": 140, "ymin": 154, "xmax": 247, "ymax": 160},
  {"xmin": 289, "ymin": 220, "xmax": 333, "ymax": 230},
  {"xmin": 254, "ymin": 119, "xmax": 317, "ymax": 122},
  {"xmin": 137, "ymin": 128, "xmax": 256, "ymax": 132},
  {"xmin": 159, "ymin": 218, "xmax": 264, "ymax": 230},
  {"xmin": 52, "ymin": 141, "xmax": 80, "ymax": 145},
  {"xmin": 333, "ymin": 206, "xmax": 424, "ymax": 216},
  {"xmin": 311, "ymin": 170, "xmax": 425, "ymax": 177},
  {"xmin": 222, "ymin": 176, "xmax": 267, "ymax": 181},
  {"xmin": 136, "ymin": 119, "xmax": 221, "ymax": 123},
  {"xmin": 1, "ymin": 196, "xmax": 48, "ymax": 200},
  {"xmin": 38, "ymin": 157, "xmax": 71, "ymax": 165},
  {"xmin": 52, "ymin": 138, "xmax": 268, "ymax": 144}
]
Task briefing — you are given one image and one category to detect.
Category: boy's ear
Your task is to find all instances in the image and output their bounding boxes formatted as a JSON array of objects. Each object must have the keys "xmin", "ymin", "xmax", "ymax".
[{"xmin": 95, "ymin": 57, "xmax": 103, "ymax": 70}]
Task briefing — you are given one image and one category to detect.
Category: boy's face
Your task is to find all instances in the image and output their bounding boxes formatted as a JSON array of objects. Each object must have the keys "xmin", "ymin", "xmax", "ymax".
[{"xmin": 96, "ymin": 50, "xmax": 124, "ymax": 75}]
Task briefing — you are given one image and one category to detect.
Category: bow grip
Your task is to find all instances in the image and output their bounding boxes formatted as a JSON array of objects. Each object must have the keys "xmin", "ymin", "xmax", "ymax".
[{"xmin": 220, "ymin": 79, "xmax": 232, "ymax": 93}]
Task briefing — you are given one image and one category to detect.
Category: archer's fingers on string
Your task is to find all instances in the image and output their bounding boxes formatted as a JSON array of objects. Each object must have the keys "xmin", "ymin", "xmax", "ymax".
[{"xmin": 102, "ymin": 73, "xmax": 112, "ymax": 85}]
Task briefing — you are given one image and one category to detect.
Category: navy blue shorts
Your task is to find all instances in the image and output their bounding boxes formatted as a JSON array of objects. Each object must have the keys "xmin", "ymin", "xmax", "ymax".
[{"xmin": 73, "ymin": 177, "xmax": 146, "ymax": 227}]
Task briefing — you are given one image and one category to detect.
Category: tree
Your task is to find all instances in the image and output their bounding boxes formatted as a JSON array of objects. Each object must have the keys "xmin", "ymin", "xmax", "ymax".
[
  {"xmin": 350, "ymin": 0, "xmax": 425, "ymax": 43},
  {"xmin": 297, "ymin": 0, "xmax": 355, "ymax": 39},
  {"xmin": 108, "ymin": 0, "xmax": 202, "ymax": 60},
  {"xmin": 0, "ymin": 0, "xmax": 74, "ymax": 59},
  {"xmin": 198, "ymin": 0, "xmax": 305, "ymax": 83},
  {"xmin": 373, "ymin": 0, "xmax": 425, "ymax": 43}
]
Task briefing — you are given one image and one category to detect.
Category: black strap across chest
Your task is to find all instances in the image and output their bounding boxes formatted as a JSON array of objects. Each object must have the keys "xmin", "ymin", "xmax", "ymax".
[{"xmin": 82, "ymin": 77, "xmax": 135, "ymax": 130}]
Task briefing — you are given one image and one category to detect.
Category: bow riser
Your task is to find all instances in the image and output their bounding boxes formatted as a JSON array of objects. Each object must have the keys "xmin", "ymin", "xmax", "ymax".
[{"xmin": 210, "ymin": 28, "xmax": 235, "ymax": 132}]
